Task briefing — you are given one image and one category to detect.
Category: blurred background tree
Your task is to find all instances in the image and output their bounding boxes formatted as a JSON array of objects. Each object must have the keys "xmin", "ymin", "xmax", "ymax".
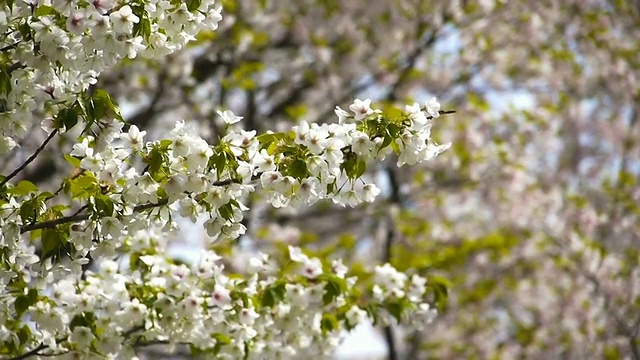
[{"xmin": 4, "ymin": 0, "xmax": 638, "ymax": 358}]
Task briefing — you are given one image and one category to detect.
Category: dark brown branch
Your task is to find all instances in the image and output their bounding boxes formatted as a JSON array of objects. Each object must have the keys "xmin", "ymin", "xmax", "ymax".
[
  {"xmin": 8, "ymin": 343, "xmax": 48, "ymax": 360},
  {"xmin": 377, "ymin": 25, "xmax": 439, "ymax": 359},
  {"xmin": 19, "ymin": 199, "xmax": 170, "ymax": 234},
  {"xmin": 11, "ymin": 324, "xmax": 144, "ymax": 360},
  {"xmin": 19, "ymin": 175, "xmax": 258, "ymax": 234},
  {"xmin": 124, "ymin": 324, "xmax": 146, "ymax": 337},
  {"xmin": 20, "ymin": 213, "xmax": 89, "ymax": 234},
  {"xmin": 7, "ymin": 61, "xmax": 25, "ymax": 74},
  {"xmin": 375, "ymin": 27, "xmax": 437, "ymax": 360},
  {"xmin": 0, "ymin": 41, "xmax": 20, "ymax": 53},
  {"xmin": 8, "ymin": 337, "xmax": 66, "ymax": 360},
  {"xmin": 0, "ymin": 129, "xmax": 58, "ymax": 190},
  {"xmin": 383, "ymin": 165, "xmax": 400, "ymax": 360}
]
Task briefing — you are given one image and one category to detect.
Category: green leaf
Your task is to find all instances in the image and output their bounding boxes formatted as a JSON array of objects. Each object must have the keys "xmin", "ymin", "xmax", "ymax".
[
  {"xmin": 288, "ymin": 159, "xmax": 308, "ymax": 179},
  {"xmin": 14, "ymin": 289, "xmax": 39, "ymax": 318},
  {"xmin": 319, "ymin": 274, "xmax": 348, "ymax": 306},
  {"xmin": 355, "ymin": 159, "xmax": 366, "ymax": 178},
  {"xmin": 27, "ymin": 288, "xmax": 38, "ymax": 304},
  {"xmin": 7, "ymin": 275, "xmax": 28, "ymax": 292},
  {"xmin": 69, "ymin": 312, "xmax": 97, "ymax": 331},
  {"xmin": 337, "ymin": 234, "xmax": 357, "ymax": 249},
  {"xmin": 129, "ymin": 252, "xmax": 142, "ymax": 272},
  {"xmin": 135, "ymin": 16, "xmax": 152, "ymax": 42},
  {"xmin": 186, "ymin": 0, "xmax": 202, "ymax": 12},
  {"xmin": 41, "ymin": 228, "xmax": 70, "ymax": 260},
  {"xmin": 231, "ymin": 290, "xmax": 250, "ymax": 308},
  {"xmin": 342, "ymin": 153, "xmax": 367, "ymax": 179},
  {"xmin": 209, "ymin": 333, "xmax": 232, "ymax": 355},
  {"xmin": 218, "ymin": 202, "xmax": 234, "ymax": 221},
  {"xmin": 390, "ymin": 138, "xmax": 401, "ymax": 154},
  {"xmin": 17, "ymin": 22, "xmax": 31, "ymax": 41},
  {"xmin": 92, "ymin": 89, "xmax": 117, "ymax": 120},
  {"xmin": 141, "ymin": 17, "xmax": 152, "ymax": 41},
  {"xmin": 257, "ymin": 132, "xmax": 286, "ymax": 152},
  {"xmin": 208, "ymin": 152, "xmax": 227, "ymax": 179},
  {"xmin": 145, "ymin": 144, "xmax": 170, "ymax": 182},
  {"xmin": 64, "ymin": 154, "xmax": 81, "ymax": 168},
  {"xmin": 2, "ymin": 338, "xmax": 18, "ymax": 355},
  {"xmin": 320, "ymin": 313, "xmax": 338, "ymax": 334},
  {"xmin": 7, "ymin": 180, "xmax": 38, "ymax": 196},
  {"xmin": 326, "ymin": 181, "xmax": 335, "ymax": 194},
  {"xmin": 14, "ymin": 296, "xmax": 30, "ymax": 318},
  {"xmin": 34, "ymin": 5, "xmax": 58, "ymax": 17},
  {"xmin": 82, "ymin": 88, "xmax": 123, "ymax": 128},
  {"xmin": 228, "ymin": 62, "xmax": 265, "ymax": 91},
  {"xmin": 17, "ymin": 325, "xmax": 31, "ymax": 345},
  {"xmin": 19, "ymin": 197, "xmax": 45, "ymax": 224},
  {"xmin": 56, "ymin": 107, "xmax": 79, "ymax": 132},
  {"xmin": 159, "ymin": 139, "xmax": 173, "ymax": 150},
  {"xmin": 0, "ymin": 68, "xmax": 12, "ymax": 96},
  {"xmin": 260, "ymin": 281, "xmax": 285, "ymax": 308},
  {"xmin": 387, "ymin": 300, "xmax": 406, "ymax": 322},
  {"xmin": 94, "ymin": 196, "xmax": 114, "ymax": 217},
  {"xmin": 189, "ymin": 344, "xmax": 203, "ymax": 357},
  {"xmin": 385, "ymin": 107, "xmax": 405, "ymax": 120},
  {"xmin": 428, "ymin": 275, "xmax": 450, "ymax": 312},
  {"xmin": 386, "ymin": 123, "xmax": 403, "ymax": 141},
  {"xmin": 211, "ymin": 333, "xmax": 231, "ymax": 345},
  {"xmin": 378, "ymin": 134, "xmax": 392, "ymax": 152},
  {"xmin": 69, "ymin": 172, "xmax": 100, "ymax": 199},
  {"xmin": 261, "ymin": 288, "xmax": 275, "ymax": 308}
]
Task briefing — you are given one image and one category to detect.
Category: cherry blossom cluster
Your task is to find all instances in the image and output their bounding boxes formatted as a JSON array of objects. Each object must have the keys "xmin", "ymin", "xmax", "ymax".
[
  {"xmin": 0, "ymin": 228, "xmax": 436, "ymax": 359},
  {"xmin": 0, "ymin": 95, "xmax": 450, "ymax": 358},
  {"xmin": 0, "ymin": 2, "xmax": 455, "ymax": 357},
  {"xmin": 0, "ymin": 0, "xmax": 222, "ymax": 153},
  {"xmin": 55, "ymin": 97, "xmax": 449, "ymax": 243}
]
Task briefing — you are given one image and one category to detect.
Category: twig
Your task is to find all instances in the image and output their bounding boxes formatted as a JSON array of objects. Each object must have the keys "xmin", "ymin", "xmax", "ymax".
[
  {"xmin": 0, "ymin": 41, "xmax": 20, "ymax": 52},
  {"xmin": 20, "ymin": 213, "xmax": 89, "ymax": 234},
  {"xmin": 123, "ymin": 324, "xmax": 146, "ymax": 337},
  {"xmin": 19, "ymin": 175, "xmax": 258, "ymax": 234},
  {"xmin": 7, "ymin": 61, "xmax": 25, "ymax": 74},
  {"xmin": 10, "ymin": 324, "xmax": 142, "ymax": 360},
  {"xmin": 19, "ymin": 200, "xmax": 168, "ymax": 234},
  {"xmin": 9, "ymin": 343, "xmax": 48, "ymax": 360},
  {"xmin": 8, "ymin": 337, "xmax": 66, "ymax": 360},
  {"xmin": 0, "ymin": 129, "xmax": 58, "ymax": 190}
]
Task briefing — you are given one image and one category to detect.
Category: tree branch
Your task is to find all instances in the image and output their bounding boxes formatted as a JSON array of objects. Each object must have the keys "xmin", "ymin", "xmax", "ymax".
[
  {"xmin": 383, "ymin": 165, "xmax": 401, "ymax": 360},
  {"xmin": 8, "ymin": 344, "xmax": 48, "ymax": 360},
  {"xmin": 0, "ymin": 41, "xmax": 20, "ymax": 53},
  {"xmin": 375, "ymin": 25, "xmax": 438, "ymax": 360},
  {"xmin": 10, "ymin": 324, "xmax": 145, "ymax": 360},
  {"xmin": 0, "ymin": 129, "xmax": 58, "ymax": 190},
  {"xmin": 8, "ymin": 337, "xmax": 66, "ymax": 360},
  {"xmin": 19, "ymin": 175, "xmax": 258, "ymax": 234}
]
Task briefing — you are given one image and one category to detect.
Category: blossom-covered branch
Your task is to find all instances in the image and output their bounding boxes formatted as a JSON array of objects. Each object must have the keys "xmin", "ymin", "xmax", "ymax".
[{"xmin": 0, "ymin": 0, "xmax": 455, "ymax": 358}]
